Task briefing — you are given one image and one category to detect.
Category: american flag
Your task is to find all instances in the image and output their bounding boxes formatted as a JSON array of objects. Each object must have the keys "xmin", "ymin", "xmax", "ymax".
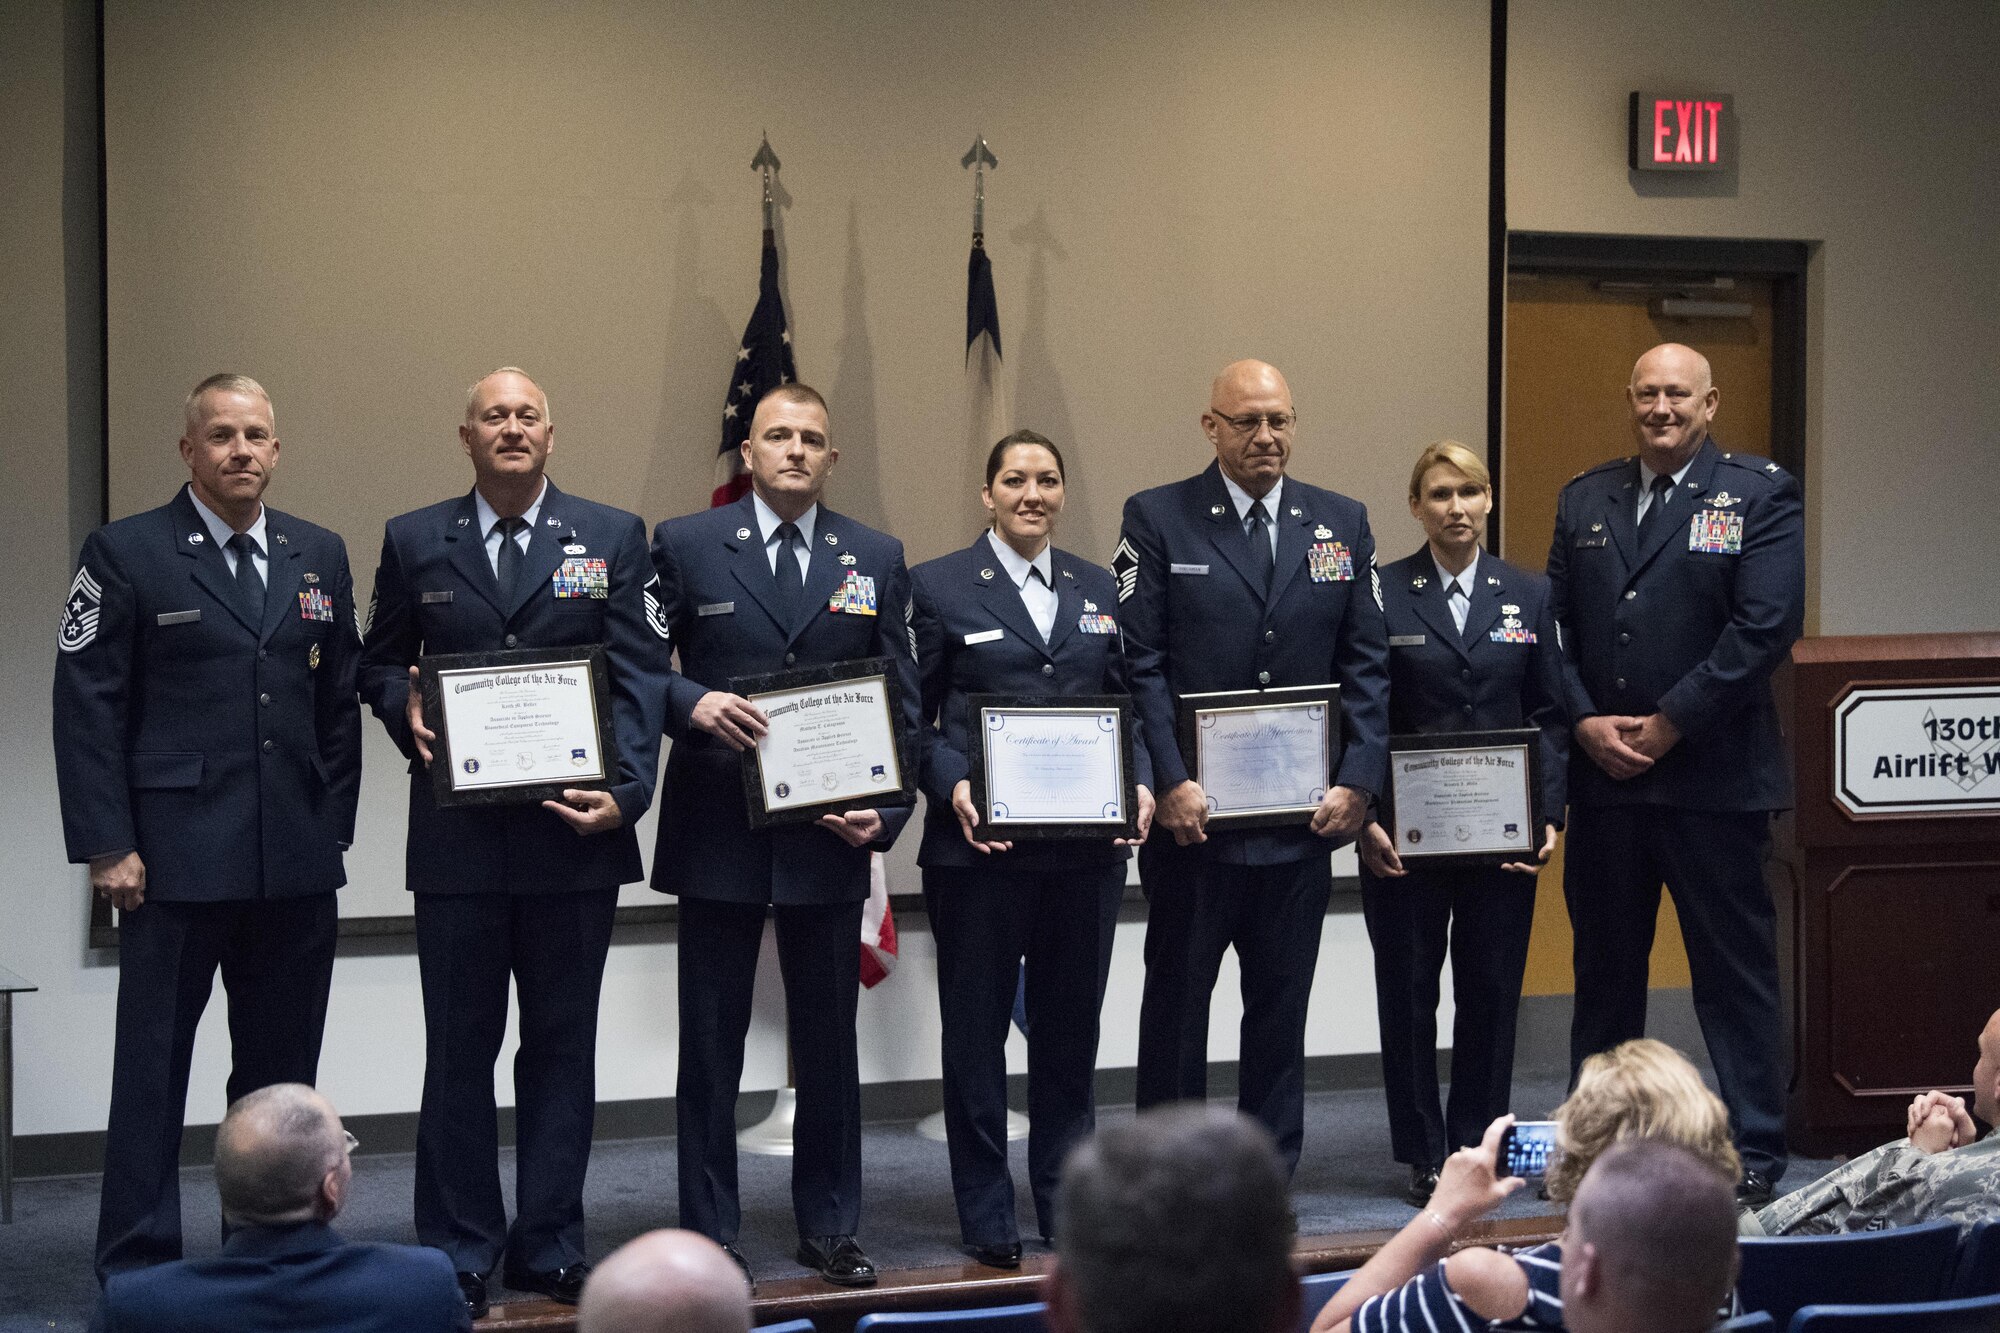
[{"xmin": 712, "ymin": 227, "xmax": 796, "ymax": 507}]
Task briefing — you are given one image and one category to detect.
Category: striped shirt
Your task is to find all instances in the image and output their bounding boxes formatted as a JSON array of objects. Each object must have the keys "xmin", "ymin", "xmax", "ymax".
[{"xmin": 1353, "ymin": 1242, "xmax": 1740, "ymax": 1333}]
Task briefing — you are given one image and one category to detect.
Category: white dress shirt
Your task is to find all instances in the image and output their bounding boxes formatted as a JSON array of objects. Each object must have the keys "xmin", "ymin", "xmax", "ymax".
[
  {"xmin": 752, "ymin": 493, "xmax": 818, "ymax": 579},
  {"xmin": 474, "ymin": 480, "xmax": 547, "ymax": 577},
  {"xmin": 1219, "ymin": 472, "xmax": 1285, "ymax": 561},
  {"xmin": 187, "ymin": 487, "xmax": 270, "ymax": 585}
]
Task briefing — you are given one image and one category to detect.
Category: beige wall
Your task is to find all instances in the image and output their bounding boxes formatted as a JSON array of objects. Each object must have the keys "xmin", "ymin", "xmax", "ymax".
[{"xmin": 1508, "ymin": 0, "xmax": 2000, "ymax": 637}]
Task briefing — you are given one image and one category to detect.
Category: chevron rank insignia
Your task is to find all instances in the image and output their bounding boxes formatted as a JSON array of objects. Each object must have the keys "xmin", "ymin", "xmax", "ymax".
[
  {"xmin": 58, "ymin": 564, "xmax": 103, "ymax": 652},
  {"xmin": 1111, "ymin": 537, "xmax": 1139, "ymax": 603},
  {"xmin": 644, "ymin": 573, "xmax": 670, "ymax": 641}
]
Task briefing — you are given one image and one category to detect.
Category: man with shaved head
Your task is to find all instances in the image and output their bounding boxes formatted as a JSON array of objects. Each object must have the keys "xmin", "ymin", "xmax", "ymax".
[
  {"xmin": 1547, "ymin": 343, "xmax": 1804, "ymax": 1206},
  {"xmin": 1115, "ymin": 359, "xmax": 1390, "ymax": 1174},
  {"xmin": 1561, "ymin": 1140, "xmax": 1741, "ymax": 1333},
  {"xmin": 577, "ymin": 1230, "xmax": 752, "ymax": 1333},
  {"xmin": 359, "ymin": 367, "xmax": 669, "ymax": 1315},
  {"xmin": 98, "ymin": 1085, "xmax": 469, "ymax": 1331}
]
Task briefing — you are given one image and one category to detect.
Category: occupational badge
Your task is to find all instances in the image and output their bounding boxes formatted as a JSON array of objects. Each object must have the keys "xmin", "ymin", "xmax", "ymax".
[{"xmin": 309, "ymin": 642, "xmax": 321, "ymax": 670}]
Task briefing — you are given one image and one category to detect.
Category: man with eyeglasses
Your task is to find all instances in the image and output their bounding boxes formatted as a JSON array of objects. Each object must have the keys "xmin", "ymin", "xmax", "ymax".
[
  {"xmin": 97, "ymin": 1084, "xmax": 471, "ymax": 1331},
  {"xmin": 1546, "ymin": 342, "xmax": 1803, "ymax": 1208},
  {"xmin": 1113, "ymin": 359, "xmax": 1390, "ymax": 1175}
]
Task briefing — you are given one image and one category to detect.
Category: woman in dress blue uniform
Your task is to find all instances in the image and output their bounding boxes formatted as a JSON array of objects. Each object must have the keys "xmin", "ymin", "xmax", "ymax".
[
  {"xmin": 1358, "ymin": 440, "xmax": 1566, "ymax": 1207},
  {"xmin": 909, "ymin": 430, "xmax": 1155, "ymax": 1268}
]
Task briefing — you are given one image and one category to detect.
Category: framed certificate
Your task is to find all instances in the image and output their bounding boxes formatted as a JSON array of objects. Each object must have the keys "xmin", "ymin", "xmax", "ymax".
[
  {"xmin": 420, "ymin": 646, "xmax": 619, "ymax": 809},
  {"xmin": 1175, "ymin": 684, "xmax": 1342, "ymax": 829},
  {"xmin": 1385, "ymin": 728, "xmax": 1541, "ymax": 864},
  {"xmin": 967, "ymin": 695, "xmax": 1140, "ymax": 841},
  {"xmin": 733, "ymin": 657, "xmax": 915, "ymax": 827}
]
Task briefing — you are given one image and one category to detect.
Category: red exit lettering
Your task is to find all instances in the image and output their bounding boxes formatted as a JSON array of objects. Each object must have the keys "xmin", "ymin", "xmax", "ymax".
[{"xmin": 1652, "ymin": 98, "xmax": 1725, "ymax": 164}]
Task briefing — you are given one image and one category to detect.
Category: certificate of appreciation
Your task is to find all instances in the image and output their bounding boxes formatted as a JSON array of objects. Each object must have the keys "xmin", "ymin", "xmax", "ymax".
[
  {"xmin": 421, "ymin": 646, "xmax": 618, "ymax": 808},
  {"xmin": 1176, "ymin": 684, "xmax": 1342, "ymax": 829},
  {"xmin": 1387, "ymin": 729, "xmax": 1540, "ymax": 863},
  {"xmin": 734, "ymin": 658, "xmax": 914, "ymax": 827},
  {"xmin": 968, "ymin": 696, "xmax": 1139, "ymax": 840}
]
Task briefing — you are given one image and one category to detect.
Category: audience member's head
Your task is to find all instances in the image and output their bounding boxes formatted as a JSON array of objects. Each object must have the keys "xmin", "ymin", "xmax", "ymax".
[
  {"xmin": 1046, "ymin": 1106, "xmax": 1298, "ymax": 1333},
  {"xmin": 1559, "ymin": 1140, "xmax": 1740, "ymax": 1333},
  {"xmin": 577, "ymin": 1229, "xmax": 751, "ymax": 1333},
  {"xmin": 1544, "ymin": 1038, "xmax": 1740, "ymax": 1204},
  {"xmin": 212, "ymin": 1083, "xmax": 352, "ymax": 1228},
  {"xmin": 1972, "ymin": 1009, "xmax": 2000, "ymax": 1128}
]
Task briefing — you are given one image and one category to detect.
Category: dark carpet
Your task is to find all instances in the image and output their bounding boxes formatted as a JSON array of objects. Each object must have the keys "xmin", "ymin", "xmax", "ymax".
[{"xmin": 0, "ymin": 1074, "xmax": 1838, "ymax": 1331}]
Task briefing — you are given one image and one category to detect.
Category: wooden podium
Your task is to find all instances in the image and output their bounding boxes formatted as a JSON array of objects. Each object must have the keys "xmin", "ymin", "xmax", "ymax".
[{"xmin": 1783, "ymin": 632, "xmax": 2000, "ymax": 1156}]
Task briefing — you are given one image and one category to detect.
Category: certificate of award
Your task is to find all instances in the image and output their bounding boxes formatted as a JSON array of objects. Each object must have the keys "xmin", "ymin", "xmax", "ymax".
[
  {"xmin": 734, "ymin": 658, "xmax": 914, "ymax": 827},
  {"xmin": 1387, "ymin": 729, "xmax": 1541, "ymax": 863},
  {"xmin": 1176, "ymin": 684, "xmax": 1342, "ymax": 829},
  {"xmin": 421, "ymin": 646, "xmax": 618, "ymax": 808},
  {"xmin": 968, "ymin": 696, "xmax": 1140, "ymax": 840}
]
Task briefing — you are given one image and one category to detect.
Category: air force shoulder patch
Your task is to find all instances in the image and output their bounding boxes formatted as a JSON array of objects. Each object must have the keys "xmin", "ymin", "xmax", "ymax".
[
  {"xmin": 1111, "ymin": 537, "xmax": 1139, "ymax": 603},
  {"xmin": 58, "ymin": 564, "xmax": 103, "ymax": 653}
]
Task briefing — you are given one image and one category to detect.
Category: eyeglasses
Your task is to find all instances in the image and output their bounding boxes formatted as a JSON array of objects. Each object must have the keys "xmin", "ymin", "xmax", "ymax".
[
  {"xmin": 342, "ymin": 1130, "xmax": 359, "ymax": 1155},
  {"xmin": 1209, "ymin": 410, "xmax": 1296, "ymax": 436}
]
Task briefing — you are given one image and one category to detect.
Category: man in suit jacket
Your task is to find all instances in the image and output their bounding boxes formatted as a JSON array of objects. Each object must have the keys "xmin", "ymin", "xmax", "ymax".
[
  {"xmin": 650, "ymin": 383, "xmax": 920, "ymax": 1287},
  {"xmin": 1114, "ymin": 359, "xmax": 1391, "ymax": 1175},
  {"xmin": 98, "ymin": 1084, "xmax": 469, "ymax": 1332},
  {"xmin": 54, "ymin": 373, "xmax": 362, "ymax": 1281},
  {"xmin": 358, "ymin": 367, "xmax": 668, "ymax": 1314},
  {"xmin": 1547, "ymin": 342, "xmax": 1805, "ymax": 1205}
]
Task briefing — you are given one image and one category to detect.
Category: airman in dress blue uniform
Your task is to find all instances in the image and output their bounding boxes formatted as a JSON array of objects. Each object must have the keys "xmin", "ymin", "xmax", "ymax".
[
  {"xmin": 1114, "ymin": 359, "xmax": 1391, "ymax": 1175},
  {"xmin": 1547, "ymin": 343, "xmax": 1804, "ymax": 1204},
  {"xmin": 54, "ymin": 374, "xmax": 362, "ymax": 1281},
  {"xmin": 649, "ymin": 383, "xmax": 920, "ymax": 1288},
  {"xmin": 358, "ymin": 367, "xmax": 668, "ymax": 1316},
  {"xmin": 1356, "ymin": 440, "xmax": 1566, "ymax": 1206},
  {"xmin": 909, "ymin": 430, "xmax": 1155, "ymax": 1267}
]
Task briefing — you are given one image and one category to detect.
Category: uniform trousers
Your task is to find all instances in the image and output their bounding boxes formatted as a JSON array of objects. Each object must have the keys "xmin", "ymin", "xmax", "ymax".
[
  {"xmin": 1563, "ymin": 804, "xmax": 1788, "ymax": 1179},
  {"xmin": 675, "ymin": 897, "xmax": 864, "ymax": 1245},
  {"xmin": 1360, "ymin": 865, "xmax": 1536, "ymax": 1169},
  {"xmin": 1135, "ymin": 849, "xmax": 1332, "ymax": 1176},
  {"xmin": 97, "ymin": 894, "xmax": 337, "ymax": 1280},
  {"xmin": 922, "ymin": 862, "xmax": 1124, "ymax": 1246},
  {"xmin": 412, "ymin": 887, "xmax": 617, "ymax": 1275}
]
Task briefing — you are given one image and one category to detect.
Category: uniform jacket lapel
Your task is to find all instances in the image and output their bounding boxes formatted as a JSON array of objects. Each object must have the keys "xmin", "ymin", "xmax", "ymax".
[
  {"xmin": 1602, "ymin": 462, "xmax": 1643, "ymax": 571},
  {"xmin": 1631, "ymin": 439, "xmax": 1719, "ymax": 578},
  {"xmin": 1265, "ymin": 497, "xmax": 1311, "ymax": 607},
  {"xmin": 444, "ymin": 492, "xmax": 506, "ymax": 616},
  {"xmin": 1403, "ymin": 551, "xmax": 1469, "ymax": 662},
  {"xmin": 1046, "ymin": 558, "xmax": 1087, "ymax": 656},
  {"xmin": 505, "ymin": 482, "xmax": 570, "ymax": 620},
  {"xmin": 794, "ymin": 508, "xmax": 850, "ymax": 645},
  {"xmin": 1461, "ymin": 559, "xmax": 1507, "ymax": 646},
  {"xmin": 721, "ymin": 495, "xmax": 787, "ymax": 632},
  {"xmin": 1197, "ymin": 463, "xmax": 1263, "ymax": 596},
  {"xmin": 258, "ymin": 516, "xmax": 303, "ymax": 644},
  {"xmin": 170, "ymin": 488, "xmax": 258, "ymax": 634},
  {"xmin": 970, "ymin": 540, "xmax": 1053, "ymax": 658}
]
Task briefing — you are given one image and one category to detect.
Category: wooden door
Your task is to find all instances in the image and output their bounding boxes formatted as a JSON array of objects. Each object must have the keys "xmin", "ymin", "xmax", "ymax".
[{"xmin": 1502, "ymin": 273, "xmax": 1775, "ymax": 996}]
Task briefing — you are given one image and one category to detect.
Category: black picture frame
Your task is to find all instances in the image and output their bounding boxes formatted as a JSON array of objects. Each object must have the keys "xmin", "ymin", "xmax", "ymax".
[
  {"xmin": 1384, "ymin": 727, "xmax": 1542, "ymax": 865},
  {"xmin": 1174, "ymin": 683, "xmax": 1343, "ymax": 831},
  {"xmin": 732, "ymin": 657, "xmax": 915, "ymax": 828},
  {"xmin": 967, "ymin": 695, "xmax": 1141, "ymax": 842},
  {"xmin": 419, "ymin": 645, "xmax": 619, "ymax": 809}
]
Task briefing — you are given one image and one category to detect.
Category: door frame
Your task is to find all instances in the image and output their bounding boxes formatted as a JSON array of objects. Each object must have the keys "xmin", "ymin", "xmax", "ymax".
[{"xmin": 1490, "ymin": 231, "xmax": 1811, "ymax": 553}]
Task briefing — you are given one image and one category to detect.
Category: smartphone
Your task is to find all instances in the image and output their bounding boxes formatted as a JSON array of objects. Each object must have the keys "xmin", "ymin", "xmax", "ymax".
[{"xmin": 1498, "ymin": 1120, "xmax": 1558, "ymax": 1178}]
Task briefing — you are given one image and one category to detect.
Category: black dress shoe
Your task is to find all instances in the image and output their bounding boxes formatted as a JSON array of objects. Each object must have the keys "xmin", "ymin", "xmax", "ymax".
[
  {"xmin": 967, "ymin": 1240, "xmax": 1022, "ymax": 1270},
  {"xmin": 722, "ymin": 1242, "xmax": 754, "ymax": 1286},
  {"xmin": 502, "ymin": 1260, "xmax": 592, "ymax": 1304},
  {"xmin": 1404, "ymin": 1166, "xmax": 1442, "ymax": 1208},
  {"xmin": 796, "ymin": 1234, "xmax": 878, "ymax": 1287},
  {"xmin": 1736, "ymin": 1170, "xmax": 1776, "ymax": 1209},
  {"xmin": 455, "ymin": 1271, "xmax": 490, "ymax": 1321}
]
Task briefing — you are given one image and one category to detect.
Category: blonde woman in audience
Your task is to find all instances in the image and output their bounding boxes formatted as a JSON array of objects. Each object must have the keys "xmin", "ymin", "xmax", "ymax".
[{"xmin": 1311, "ymin": 1038, "xmax": 1742, "ymax": 1333}]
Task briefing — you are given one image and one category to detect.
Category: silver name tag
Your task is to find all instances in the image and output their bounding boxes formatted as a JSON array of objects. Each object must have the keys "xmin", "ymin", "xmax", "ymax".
[
  {"xmin": 1170, "ymin": 563, "xmax": 1209, "ymax": 575},
  {"xmin": 697, "ymin": 601, "xmax": 735, "ymax": 617},
  {"xmin": 1389, "ymin": 634, "xmax": 1425, "ymax": 647},
  {"xmin": 156, "ymin": 610, "xmax": 201, "ymax": 626},
  {"xmin": 420, "ymin": 591, "xmax": 453, "ymax": 604},
  {"xmin": 963, "ymin": 628, "xmax": 1003, "ymax": 645}
]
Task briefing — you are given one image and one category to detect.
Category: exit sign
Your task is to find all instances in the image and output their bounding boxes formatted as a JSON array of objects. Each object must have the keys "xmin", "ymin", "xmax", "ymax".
[{"xmin": 1630, "ymin": 92, "xmax": 1733, "ymax": 172}]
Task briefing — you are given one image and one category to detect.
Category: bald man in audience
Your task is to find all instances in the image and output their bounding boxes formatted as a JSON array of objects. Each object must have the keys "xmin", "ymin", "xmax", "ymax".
[
  {"xmin": 97, "ymin": 1084, "xmax": 468, "ymax": 1332},
  {"xmin": 1560, "ymin": 1140, "xmax": 1741, "ymax": 1333},
  {"xmin": 577, "ymin": 1230, "xmax": 752, "ymax": 1333}
]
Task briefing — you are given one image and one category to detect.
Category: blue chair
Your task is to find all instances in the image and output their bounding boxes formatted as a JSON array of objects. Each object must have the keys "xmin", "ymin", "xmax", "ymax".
[
  {"xmin": 856, "ymin": 1303, "xmax": 1048, "ymax": 1333},
  {"xmin": 1737, "ymin": 1220, "xmax": 1963, "ymax": 1329},
  {"xmin": 1298, "ymin": 1269, "xmax": 1356, "ymax": 1333},
  {"xmin": 1788, "ymin": 1291, "xmax": 2000, "ymax": 1333},
  {"xmin": 1952, "ymin": 1218, "xmax": 2000, "ymax": 1299},
  {"xmin": 754, "ymin": 1322, "xmax": 818, "ymax": 1333},
  {"xmin": 1715, "ymin": 1314, "xmax": 1777, "ymax": 1332}
]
